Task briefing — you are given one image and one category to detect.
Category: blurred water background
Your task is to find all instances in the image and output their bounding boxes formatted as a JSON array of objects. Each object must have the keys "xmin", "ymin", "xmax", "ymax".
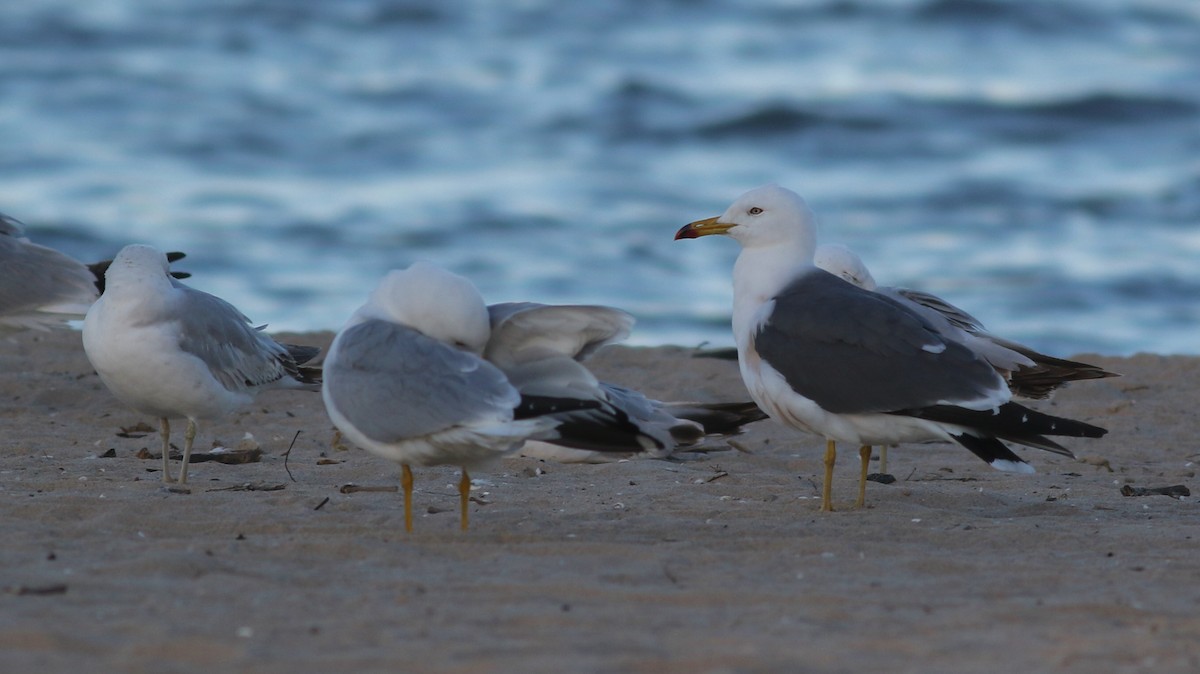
[{"xmin": 2, "ymin": 0, "xmax": 1198, "ymax": 355}]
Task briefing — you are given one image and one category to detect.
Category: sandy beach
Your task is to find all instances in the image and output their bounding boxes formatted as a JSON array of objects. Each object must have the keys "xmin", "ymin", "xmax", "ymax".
[{"xmin": 1, "ymin": 328, "xmax": 1196, "ymax": 673}]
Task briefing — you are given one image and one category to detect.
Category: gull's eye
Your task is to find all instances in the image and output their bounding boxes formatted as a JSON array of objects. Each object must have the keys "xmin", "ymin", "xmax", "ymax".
[{"xmin": 748, "ymin": 207, "xmax": 763, "ymax": 215}]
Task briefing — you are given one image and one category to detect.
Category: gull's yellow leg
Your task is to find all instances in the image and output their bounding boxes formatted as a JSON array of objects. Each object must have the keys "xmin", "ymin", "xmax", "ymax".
[
  {"xmin": 159, "ymin": 418, "xmax": 173, "ymax": 483},
  {"xmin": 401, "ymin": 464, "xmax": 414, "ymax": 533},
  {"xmin": 459, "ymin": 468, "xmax": 471, "ymax": 531},
  {"xmin": 822, "ymin": 439, "xmax": 836, "ymax": 512},
  {"xmin": 178, "ymin": 419, "xmax": 197, "ymax": 485},
  {"xmin": 880, "ymin": 445, "xmax": 889, "ymax": 474},
  {"xmin": 856, "ymin": 445, "xmax": 871, "ymax": 509}
]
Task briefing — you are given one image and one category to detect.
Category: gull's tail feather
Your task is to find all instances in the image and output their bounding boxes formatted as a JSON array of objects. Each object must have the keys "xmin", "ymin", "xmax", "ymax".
[
  {"xmin": 282, "ymin": 343, "xmax": 322, "ymax": 386},
  {"xmin": 661, "ymin": 400, "xmax": 767, "ymax": 436},
  {"xmin": 285, "ymin": 343, "xmax": 321, "ymax": 365},
  {"xmin": 949, "ymin": 434, "xmax": 1036, "ymax": 474},
  {"xmin": 1004, "ymin": 346, "xmax": 1121, "ymax": 400},
  {"xmin": 897, "ymin": 401, "xmax": 1105, "ymax": 463},
  {"xmin": 901, "ymin": 401, "xmax": 1105, "ymax": 439}
]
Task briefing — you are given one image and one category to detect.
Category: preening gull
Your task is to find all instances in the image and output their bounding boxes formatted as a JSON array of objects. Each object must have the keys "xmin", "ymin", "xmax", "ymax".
[
  {"xmin": 83, "ymin": 244, "xmax": 320, "ymax": 485},
  {"xmin": 1, "ymin": 213, "xmax": 190, "ymax": 334},
  {"xmin": 676, "ymin": 184, "xmax": 1107, "ymax": 511},
  {"xmin": 483, "ymin": 302, "xmax": 765, "ymax": 463},
  {"xmin": 323, "ymin": 263, "xmax": 762, "ymax": 531},
  {"xmin": 814, "ymin": 242, "xmax": 1118, "ymax": 472}
]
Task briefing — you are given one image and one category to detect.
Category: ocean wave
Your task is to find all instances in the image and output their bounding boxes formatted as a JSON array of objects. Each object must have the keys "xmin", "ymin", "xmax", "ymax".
[
  {"xmin": 598, "ymin": 89, "xmax": 1198, "ymax": 147},
  {"xmin": 691, "ymin": 103, "xmax": 888, "ymax": 140},
  {"xmin": 2, "ymin": 0, "xmax": 1198, "ymax": 354},
  {"xmin": 995, "ymin": 93, "xmax": 1199, "ymax": 122},
  {"xmin": 913, "ymin": 0, "xmax": 1112, "ymax": 31},
  {"xmin": 758, "ymin": 0, "xmax": 1137, "ymax": 32},
  {"xmin": 896, "ymin": 92, "xmax": 1200, "ymax": 144}
]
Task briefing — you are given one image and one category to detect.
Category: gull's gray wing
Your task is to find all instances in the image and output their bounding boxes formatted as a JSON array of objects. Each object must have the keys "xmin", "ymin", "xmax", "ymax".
[
  {"xmin": 0, "ymin": 235, "xmax": 97, "ymax": 328},
  {"xmin": 326, "ymin": 319, "xmax": 520, "ymax": 443},
  {"xmin": 485, "ymin": 302, "xmax": 633, "ymax": 366},
  {"xmin": 753, "ymin": 270, "xmax": 1009, "ymax": 415},
  {"xmin": 985, "ymin": 335, "xmax": 1119, "ymax": 398},
  {"xmin": 879, "ymin": 286, "xmax": 1035, "ymax": 373},
  {"xmin": 172, "ymin": 283, "xmax": 302, "ymax": 392},
  {"xmin": 891, "ymin": 287, "xmax": 987, "ymax": 333},
  {"xmin": 886, "ymin": 287, "xmax": 1115, "ymax": 395}
]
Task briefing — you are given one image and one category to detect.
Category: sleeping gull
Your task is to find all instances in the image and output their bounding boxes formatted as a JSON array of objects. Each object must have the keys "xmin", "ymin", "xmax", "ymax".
[
  {"xmin": 675, "ymin": 184, "xmax": 1107, "ymax": 511},
  {"xmin": 83, "ymin": 244, "xmax": 320, "ymax": 485},
  {"xmin": 483, "ymin": 302, "xmax": 765, "ymax": 463},
  {"xmin": 1, "ymin": 213, "xmax": 190, "ymax": 334},
  {"xmin": 322, "ymin": 263, "xmax": 568, "ymax": 532},
  {"xmin": 813, "ymin": 242, "xmax": 1118, "ymax": 472}
]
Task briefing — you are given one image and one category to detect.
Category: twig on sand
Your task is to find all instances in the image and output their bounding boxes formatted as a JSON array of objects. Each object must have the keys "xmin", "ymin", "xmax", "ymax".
[{"xmin": 281, "ymin": 430, "xmax": 302, "ymax": 482}]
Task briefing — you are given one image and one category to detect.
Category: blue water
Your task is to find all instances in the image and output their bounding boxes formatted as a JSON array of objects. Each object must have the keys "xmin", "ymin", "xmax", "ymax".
[{"xmin": 2, "ymin": 0, "xmax": 1198, "ymax": 355}]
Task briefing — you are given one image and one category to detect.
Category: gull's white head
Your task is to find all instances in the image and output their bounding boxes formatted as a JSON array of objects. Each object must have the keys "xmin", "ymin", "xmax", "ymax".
[
  {"xmin": 675, "ymin": 184, "xmax": 819, "ymax": 253},
  {"xmin": 356, "ymin": 261, "xmax": 491, "ymax": 354},
  {"xmin": 107, "ymin": 244, "xmax": 172, "ymax": 281},
  {"xmin": 814, "ymin": 243, "xmax": 877, "ymax": 291}
]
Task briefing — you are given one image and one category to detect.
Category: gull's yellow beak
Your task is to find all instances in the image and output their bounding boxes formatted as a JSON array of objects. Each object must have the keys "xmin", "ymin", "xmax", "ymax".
[{"xmin": 674, "ymin": 216, "xmax": 734, "ymax": 240}]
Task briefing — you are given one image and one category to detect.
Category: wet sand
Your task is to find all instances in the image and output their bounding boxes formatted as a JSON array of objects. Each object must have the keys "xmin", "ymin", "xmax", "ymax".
[{"xmin": 1, "ymin": 329, "xmax": 1196, "ymax": 673}]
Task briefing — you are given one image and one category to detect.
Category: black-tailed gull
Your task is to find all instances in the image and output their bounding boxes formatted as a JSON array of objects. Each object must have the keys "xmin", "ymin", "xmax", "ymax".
[
  {"xmin": 83, "ymin": 244, "xmax": 320, "ymax": 485},
  {"xmin": 675, "ymin": 184, "xmax": 1107, "ymax": 511}
]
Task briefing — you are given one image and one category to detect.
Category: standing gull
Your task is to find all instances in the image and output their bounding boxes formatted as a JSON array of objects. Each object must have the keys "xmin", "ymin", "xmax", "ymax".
[
  {"xmin": 83, "ymin": 244, "xmax": 320, "ymax": 485},
  {"xmin": 484, "ymin": 302, "xmax": 765, "ymax": 463},
  {"xmin": 814, "ymin": 242, "xmax": 1118, "ymax": 473},
  {"xmin": 675, "ymin": 184, "xmax": 1107, "ymax": 511}
]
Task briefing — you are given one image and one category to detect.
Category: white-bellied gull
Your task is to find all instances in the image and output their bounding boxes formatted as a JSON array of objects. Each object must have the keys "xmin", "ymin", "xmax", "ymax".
[
  {"xmin": 814, "ymin": 242, "xmax": 1118, "ymax": 473},
  {"xmin": 675, "ymin": 184, "xmax": 1107, "ymax": 511},
  {"xmin": 83, "ymin": 244, "xmax": 320, "ymax": 485},
  {"xmin": 483, "ymin": 302, "xmax": 765, "ymax": 463}
]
